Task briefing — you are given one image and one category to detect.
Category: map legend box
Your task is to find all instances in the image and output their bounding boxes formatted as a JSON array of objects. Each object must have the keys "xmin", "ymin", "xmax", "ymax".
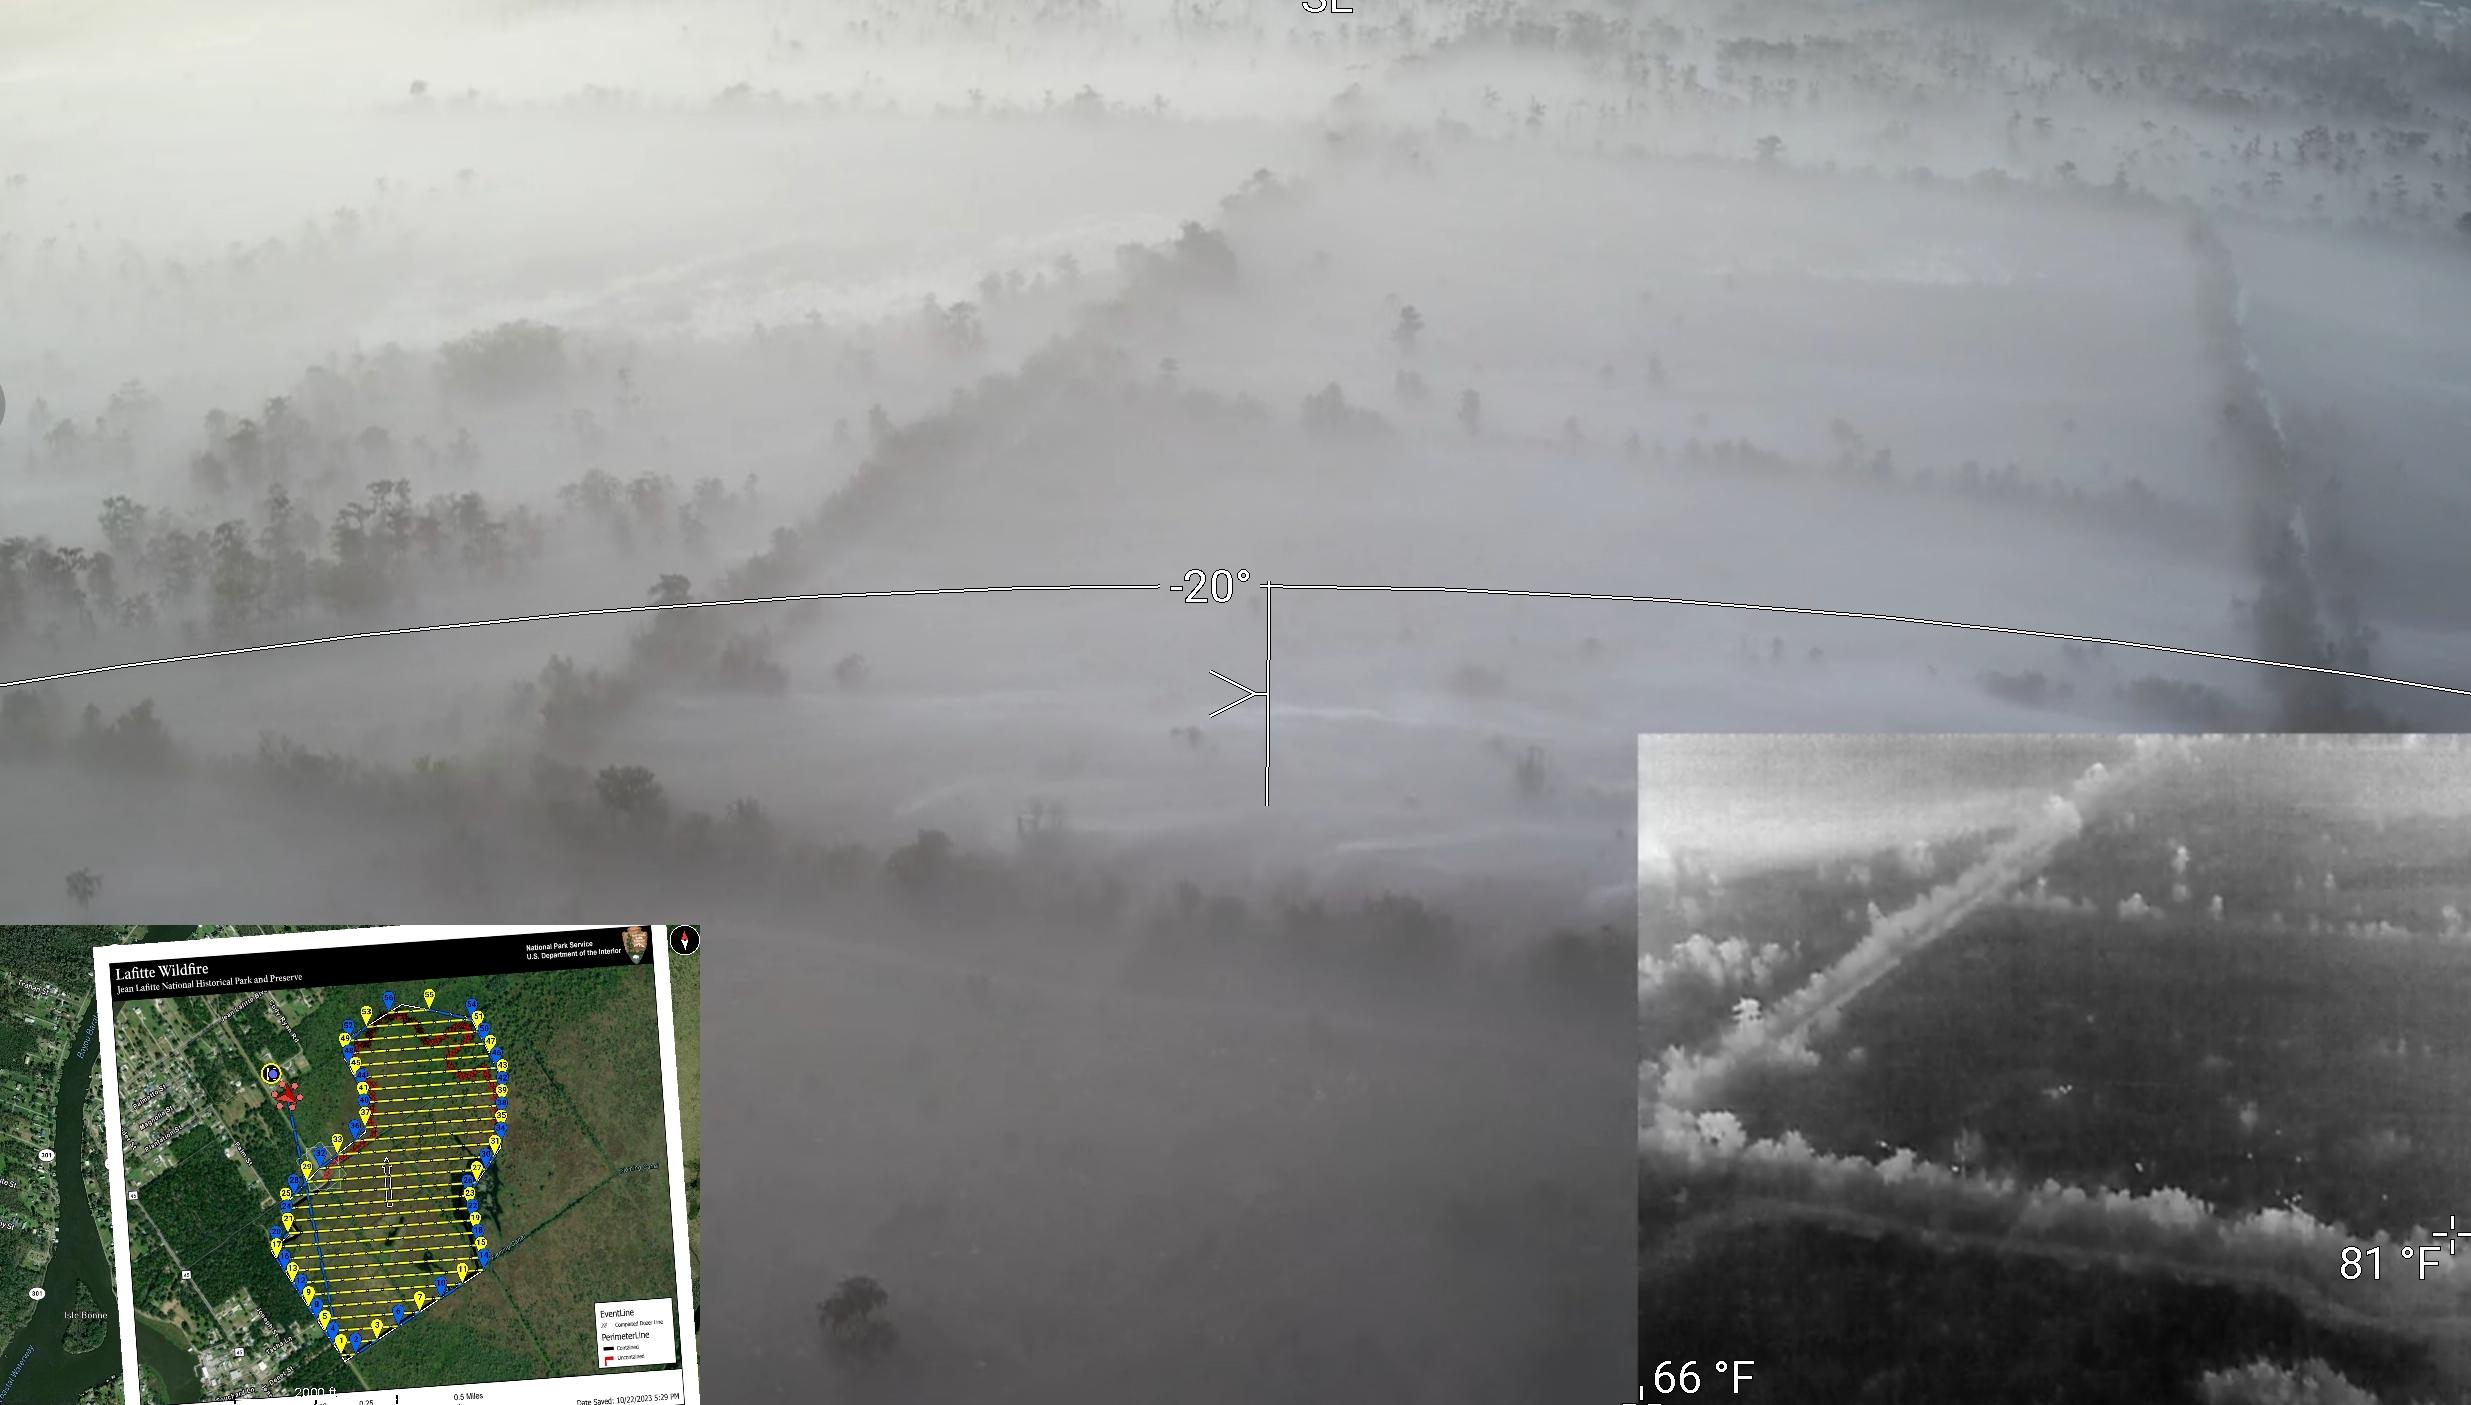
[{"xmin": 597, "ymin": 1297, "xmax": 677, "ymax": 1368}]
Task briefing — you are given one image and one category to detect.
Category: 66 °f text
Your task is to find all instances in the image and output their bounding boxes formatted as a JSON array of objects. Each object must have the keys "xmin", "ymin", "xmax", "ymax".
[{"xmin": 1643, "ymin": 1360, "xmax": 1755, "ymax": 1399}]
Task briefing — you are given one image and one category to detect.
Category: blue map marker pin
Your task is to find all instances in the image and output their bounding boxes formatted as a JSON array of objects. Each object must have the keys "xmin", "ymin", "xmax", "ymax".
[
  {"xmin": 393, "ymin": 1303, "xmax": 407, "ymax": 1324},
  {"xmin": 465, "ymin": 997, "xmax": 478, "ymax": 1014},
  {"xmin": 382, "ymin": 991, "xmax": 396, "ymax": 1011},
  {"xmin": 434, "ymin": 1274, "xmax": 448, "ymax": 1298}
]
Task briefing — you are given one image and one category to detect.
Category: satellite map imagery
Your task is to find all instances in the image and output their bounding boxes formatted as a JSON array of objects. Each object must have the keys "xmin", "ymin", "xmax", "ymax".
[
  {"xmin": 0, "ymin": 925, "xmax": 700, "ymax": 1405},
  {"xmin": 0, "ymin": 929, "xmax": 122, "ymax": 1405}
]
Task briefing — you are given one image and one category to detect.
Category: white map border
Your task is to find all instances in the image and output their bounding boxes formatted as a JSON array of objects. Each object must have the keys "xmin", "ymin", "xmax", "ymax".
[{"xmin": 90, "ymin": 924, "xmax": 701, "ymax": 1405}]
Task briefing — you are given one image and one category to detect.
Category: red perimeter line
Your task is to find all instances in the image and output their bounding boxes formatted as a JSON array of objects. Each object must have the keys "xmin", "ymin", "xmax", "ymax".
[{"xmin": 315, "ymin": 1007, "xmax": 488, "ymax": 1178}]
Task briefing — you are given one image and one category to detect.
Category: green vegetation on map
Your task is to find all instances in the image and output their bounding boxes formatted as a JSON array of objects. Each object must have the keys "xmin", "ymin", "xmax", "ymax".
[
  {"xmin": 0, "ymin": 925, "xmax": 699, "ymax": 1405},
  {"xmin": 1, "ymin": 927, "xmax": 141, "ymax": 1405},
  {"xmin": 112, "ymin": 942, "xmax": 690, "ymax": 1403}
]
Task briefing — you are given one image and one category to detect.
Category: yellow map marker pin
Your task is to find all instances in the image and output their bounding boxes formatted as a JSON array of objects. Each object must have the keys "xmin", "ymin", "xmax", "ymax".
[
  {"xmin": 494, "ymin": 1082, "xmax": 507, "ymax": 1099},
  {"xmin": 299, "ymin": 1160, "xmax": 315, "ymax": 1181},
  {"xmin": 285, "ymin": 1263, "xmax": 301, "ymax": 1283},
  {"xmin": 468, "ymin": 1211, "xmax": 481, "ymax": 1226},
  {"xmin": 468, "ymin": 1159, "xmax": 484, "ymax": 1179},
  {"xmin": 280, "ymin": 1212, "xmax": 293, "ymax": 1232},
  {"xmin": 422, "ymin": 988, "xmax": 436, "ymax": 1008},
  {"xmin": 336, "ymin": 1031, "xmax": 351, "ymax": 1048},
  {"xmin": 334, "ymin": 1336, "xmax": 350, "ymax": 1357},
  {"xmin": 470, "ymin": 1007, "xmax": 486, "ymax": 1025},
  {"xmin": 487, "ymin": 1133, "xmax": 501, "ymax": 1153},
  {"xmin": 369, "ymin": 1316, "xmax": 383, "ymax": 1338},
  {"xmin": 455, "ymin": 1261, "xmax": 471, "ymax": 1282},
  {"xmin": 279, "ymin": 1187, "xmax": 293, "ymax": 1205},
  {"xmin": 317, "ymin": 1309, "xmax": 331, "ymax": 1331},
  {"xmin": 300, "ymin": 1285, "xmax": 314, "ymax": 1307},
  {"xmin": 268, "ymin": 1239, "xmax": 281, "ymax": 1258},
  {"xmin": 328, "ymin": 1133, "xmax": 344, "ymax": 1155},
  {"xmin": 360, "ymin": 1005, "xmax": 373, "ymax": 1026},
  {"xmin": 413, "ymin": 1289, "xmax": 427, "ymax": 1309}
]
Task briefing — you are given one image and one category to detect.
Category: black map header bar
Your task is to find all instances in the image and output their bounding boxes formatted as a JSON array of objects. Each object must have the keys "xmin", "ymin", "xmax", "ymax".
[{"xmin": 107, "ymin": 927, "xmax": 651, "ymax": 1002}]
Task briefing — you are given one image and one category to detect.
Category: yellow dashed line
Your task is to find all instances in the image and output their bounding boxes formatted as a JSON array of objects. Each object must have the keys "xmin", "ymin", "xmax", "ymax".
[{"xmin": 278, "ymin": 1005, "xmax": 509, "ymax": 1339}]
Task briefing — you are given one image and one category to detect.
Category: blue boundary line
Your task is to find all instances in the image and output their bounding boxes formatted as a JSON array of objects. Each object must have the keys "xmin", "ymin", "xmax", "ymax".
[
  {"xmin": 279, "ymin": 1108, "xmax": 339, "ymax": 1332},
  {"xmin": 263, "ymin": 990, "xmax": 512, "ymax": 1360}
]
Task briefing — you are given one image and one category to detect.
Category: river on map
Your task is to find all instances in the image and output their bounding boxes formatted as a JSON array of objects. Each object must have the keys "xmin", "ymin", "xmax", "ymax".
[{"xmin": 0, "ymin": 997, "xmax": 195, "ymax": 1404}]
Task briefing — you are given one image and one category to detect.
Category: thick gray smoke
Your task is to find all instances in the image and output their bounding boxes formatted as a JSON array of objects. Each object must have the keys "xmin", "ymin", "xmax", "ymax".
[{"xmin": 1643, "ymin": 753, "xmax": 2131, "ymax": 1117}]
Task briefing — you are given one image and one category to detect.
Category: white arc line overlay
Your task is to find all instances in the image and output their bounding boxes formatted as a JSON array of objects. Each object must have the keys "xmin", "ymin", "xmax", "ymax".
[
  {"xmin": 1259, "ymin": 583, "xmax": 2471, "ymax": 700},
  {"xmin": 0, "ymin": 584, "xmax": 1165, "ymax": 691},
  {"xmin": 3, "ymin": 578, "xmax": 2461, "ymax": 705}
]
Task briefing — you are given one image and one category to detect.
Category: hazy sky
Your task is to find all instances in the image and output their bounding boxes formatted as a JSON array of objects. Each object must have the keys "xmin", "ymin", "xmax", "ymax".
[{"xmin": 7, "ymin": 1, "xmax": 2471, "ymax": 1397}]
